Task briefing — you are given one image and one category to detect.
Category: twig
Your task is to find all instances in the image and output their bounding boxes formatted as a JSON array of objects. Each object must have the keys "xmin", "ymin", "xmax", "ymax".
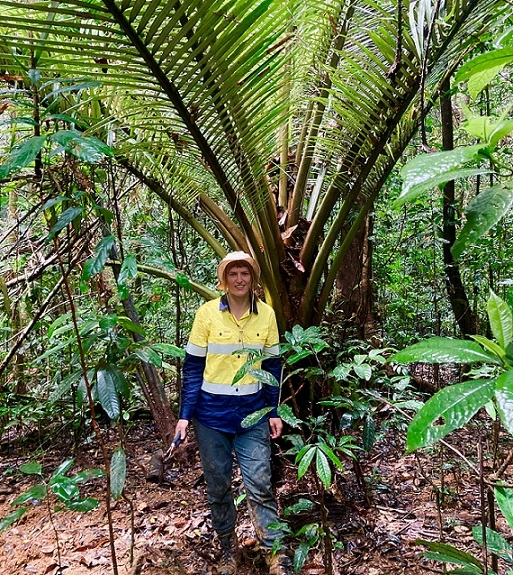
[
  {"xmin": 366, "ymin": 391, "xmax": 479, "ymax": 475},
  {"xmin": 478, "ymin": 438, "xmax": 489, "ymax": 575}
]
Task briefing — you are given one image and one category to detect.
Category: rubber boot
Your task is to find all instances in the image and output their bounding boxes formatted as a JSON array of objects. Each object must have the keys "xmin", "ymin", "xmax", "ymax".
[
  {"xmin": 217, "ymin": 532, "xmax": 238, "ymax": 575},
  {"xmin": 265, "ymin": 552, "xmax": 293, "ymax": 575}
]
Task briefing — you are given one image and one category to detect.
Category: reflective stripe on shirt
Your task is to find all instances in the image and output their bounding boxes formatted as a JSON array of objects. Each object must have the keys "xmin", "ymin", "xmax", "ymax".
[
  {"xmin": 207, "ymin": 342, "xmax": 264, "ymax": 354},
  {"xmin": 201, "ymin": 380, "xmax": 262, "ymax": 395},
  {"xmin": 187, "ymin": 342, "xmax": 207, "ymax": 357}
]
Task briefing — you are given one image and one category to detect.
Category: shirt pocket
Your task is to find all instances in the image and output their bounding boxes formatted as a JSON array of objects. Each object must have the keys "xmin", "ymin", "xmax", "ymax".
[{"xmin": 242, "ymin": 326, "xmax": 267, "ymax": 349}]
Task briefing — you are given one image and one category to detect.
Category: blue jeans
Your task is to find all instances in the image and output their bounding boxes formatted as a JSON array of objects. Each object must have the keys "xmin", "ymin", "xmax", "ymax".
[{"xmin": 194, "ymin": 419, "xmax": 282, "ymax": 549}]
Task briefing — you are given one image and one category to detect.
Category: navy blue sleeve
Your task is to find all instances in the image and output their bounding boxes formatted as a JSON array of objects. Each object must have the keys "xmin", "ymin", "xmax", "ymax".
[
  {"xmin": 261, "ymin": 356, "xmax": 282, "ymax": 419},
  {"xmin": 179, "ymin": 352, "xmax": 206, "ymax": 420}
]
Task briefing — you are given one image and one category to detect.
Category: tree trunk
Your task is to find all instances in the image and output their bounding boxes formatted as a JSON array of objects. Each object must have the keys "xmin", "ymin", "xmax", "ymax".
[
  {"xmin": 334, "ymin": 213, "xmax": 378, "ymax": 340},
  {"xmin": 440, "ymin": 78, "xmax": 477, "ymax": 336}
]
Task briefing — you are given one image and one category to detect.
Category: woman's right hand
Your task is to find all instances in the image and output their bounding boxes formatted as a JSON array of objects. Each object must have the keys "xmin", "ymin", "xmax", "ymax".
[{"xmin": 174, "ymin": 419, "xmax": 189, "ymax": 442}]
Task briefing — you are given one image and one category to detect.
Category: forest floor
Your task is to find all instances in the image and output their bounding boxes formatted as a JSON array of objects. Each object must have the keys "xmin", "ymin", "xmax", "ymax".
[{"xmin": 0, "ymin": 408, "xmax": 509, "ymax": 575}]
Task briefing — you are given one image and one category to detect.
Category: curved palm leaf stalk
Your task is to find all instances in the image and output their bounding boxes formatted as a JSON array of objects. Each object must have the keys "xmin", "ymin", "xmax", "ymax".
[
  {"xmin": 198, "ymin": 194, "xmax": 250, "ymax": 254},
  {"xmin": 117, "ymin": 159, "xmax": 228, "ymax": 258},
  {"xmin": 287, "ymin": 0, "xmax": 355, "ymax": 229},
  {"xmin": 134, "ymin": 263, "xmax": 218, "ymax": 301}
]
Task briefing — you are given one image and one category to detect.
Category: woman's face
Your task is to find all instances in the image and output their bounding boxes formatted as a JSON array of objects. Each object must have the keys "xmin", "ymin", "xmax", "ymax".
[{"xmin": 225, "ymin": 263, "xmax": 252, "ymax": 299}]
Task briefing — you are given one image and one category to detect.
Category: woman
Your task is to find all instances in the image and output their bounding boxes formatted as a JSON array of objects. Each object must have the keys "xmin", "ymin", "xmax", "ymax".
[{"xmin": 174, "ymin": 252, "xmax": 292, "ymax": 575}]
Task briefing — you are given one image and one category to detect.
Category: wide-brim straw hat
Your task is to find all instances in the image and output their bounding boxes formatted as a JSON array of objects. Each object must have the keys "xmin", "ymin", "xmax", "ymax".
[{"xmin": 216, "ymin": 251, "xmax": 261, "ymax": 290}]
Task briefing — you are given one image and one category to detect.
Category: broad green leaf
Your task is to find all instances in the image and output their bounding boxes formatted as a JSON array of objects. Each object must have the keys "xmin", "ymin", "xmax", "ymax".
[
  {"xmin": 71, "ymin": 469, "xmax": 105, "ymax": 484},
  {"xmin": 362, "ymin": 415, "xmax": 376, "ymax": 452},
  {"xmin": 286, "ymin": 349, "xmax": 314, "ymax": 365},
  {"xmin": 19, "ymin": 461, "xmax": 42, "ymax": 475},
  {"xmin": 295, "ymin": 522, "xmax": 319, "ymax": 542},
  {"xmin": 406, "ymin": 379, "xmax": 495, "ymax": 452},
  {"xmin": 81, "ymin": 235, "xmax": 115, "ymax": 283},
  {"xmin": 46, "ymin": 206, "xmax": 83, "ymax": 242},
  {"xmin": 277, "ymin": 404, "xmax": 303, "ymax": 428},
  {"xmin": 487, "ymin": 291, "xmax": 513, "ymax": 350},
  {"xmin": 495, "ymin": 370, "xmax": 513, "ymax": 435},
  {"xmin": 416, "ymin": 539, "xmax": 484, "ymax": 570},
  {"xmin": 293, "ymin": 542, "xmax": 311, "ymax": 573},
  {"xmin": 48, "ymin": 317, "xmax": 74, "ymax": 340},
  {"xmin": 354, "ymin": 364, "xmax": 372, "ymax": 381},
  {"xmin": 241, "ymin": 407, "xmax": 273, "ymax": 428},
  {"xmin": 495, "ymin": 487, "xmax": 513, "ymax": 530},
  {"xmin": 117, "ymin": 254, "xmax": 138, "ymax": 300},
  {"xmin": 470, "ymin": 335, "xmax": 505, "ymax": 360},
  {"xmin": 0, "ymin": 135, "xmax": 47, "ymax": 178},
  {"xmin": 396, "ymin": 144, "xmax": 489, "ymax": 207},
  {"xmin": 110, "ymin": 448, "xmax": 126, "ymax": 500},
  {"xmin": 133, "ymin": 346, "xmax": 163, "ymax": 367},
  {"xmin": 461, "ymin": 116, "xmax": 513, "ymax": 149},
  {"xmin": 390, "ymin": 337, "xmax": 501, "ymax": 365},
  {"xmin": 51, "ymin": 458, "xmax": 74, "ymax": 479},
  {"xmin": 67, "ymin": 497, "xmax": 100, "ymax": 512},
  {"xmin": 489, "ymin": 119, "xmax": 513, "ymax": 149},
  {"xmin": 468, "ymin": 64, "xmax": 510, "ymax": 99},
  {"xmin": 76, "ymin": 369, "xmax": 96, "ymax": 407},
  {"xmin": 423, "ymin": 555, "xmax": 482, "ymax": 573},
  {"xmin": 50, "ymin": 130, "xmax": 114, "ymax": 163},
  {"xmin": 118, "ymin": 256, "xmax": 138, "ymax": 285},
  {"xmin": 473, "ymin": 526, "xmax": 513, "ymax": 562},
  {"xmin": 96, "ymin": 366, "xmax": 121, "ymax": 421},
  {"xmin": 48, "ymin": 371, "xmax": 82, "ymax": 404},
  {"xmin": 151, "ymin": 343, "xmax": 186, "ymax": 359},
  {"xmin": 452, "ymin": 185, "xmax": 513, "ymax": 260},
  {"xmin": 46, "ymin": 113, "xmax": 88, "ymax": 128},
  {"xmin": 315, "ymin": 449, "xmax": 332, "ymax": 489},
  {"xmin": 0, "ymin": 508, "xmax": 29, "ymax": 531},
  {"xmin": 454, "ymin": 48, "xmax": 513, "ymax": 97},
  {"xmin": 99, "ymin": 314, "xmax": 118, "ymax": 331},
  {"xmin": 35, "ymin": 337, "xmax": 76, "ymax": 361},
  {"xmin": 331, "ymin": 364, "xmax": 351, "ymax": 381},
  {"xmin": 338, "ymin": 435, "xmax": 361, "ymax": 458},
  {"xmin": 400, "ymin": 166, "xmax": 491, "ymax": 206},
  {"xmin": 283, "ymin": 498, "xmax": 314, "ymax": 516},
  {"xmin": 318, "ymin": 442, "xmax": 344, "ymax": 469},
  {"xmin": 12, "ymin": 484, "xmax": 47, "ymax": 505},
  {"xmin": 50, "ymin": 476, "xmax": 79, "ymax": 503},
  {"xmin": 104, "ymin": 364, "xmax": 130, "ymax": 399},
  {"xmin": 296, "ymin": 446, "xmax": 316, "ymax": 479},
  {"xmin": 232, "ymin": 353, "xmax": 266, "ymax": 384},
  {"xmin": 283, "ymin": 433, "xmax": 304, "ymax": 455},
  {"xmin": 506, "ymin": 342, "xmax": 513, "ymax": 367},
  {"xmin": 175, "ymin": 273, "xmax": 191, "ymax": 289},
  {"xmin": 117, "ymin": 316, "xmax": 145, "ymax": 336},
  {"xmin": 40, "ymin": 195, "xmax": 69, "ymax": 212},
  {"xmin": 249, "ymin": 367, "xmax": 279, "ymax": 386}
]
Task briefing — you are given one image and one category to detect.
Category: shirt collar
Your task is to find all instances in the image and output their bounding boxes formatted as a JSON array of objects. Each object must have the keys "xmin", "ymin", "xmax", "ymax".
[{"xmin": 220, "ymin": 293, "xmax": 259, "ymax": 314}]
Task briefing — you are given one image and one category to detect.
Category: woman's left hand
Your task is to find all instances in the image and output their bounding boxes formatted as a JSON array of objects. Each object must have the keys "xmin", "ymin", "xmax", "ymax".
[{"xmin": 269, "ymin": 417, "xmax": 283, "ymax": 439}]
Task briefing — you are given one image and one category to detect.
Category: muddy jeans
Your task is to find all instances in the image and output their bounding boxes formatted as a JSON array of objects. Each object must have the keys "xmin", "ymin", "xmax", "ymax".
[{"xmin": 194, "ymin": 418, "xmax": 282, "ymax": 549}]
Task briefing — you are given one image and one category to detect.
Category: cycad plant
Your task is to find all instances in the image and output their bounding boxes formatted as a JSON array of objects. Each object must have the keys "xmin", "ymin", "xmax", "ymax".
[{"xmin": 0, "ymin": 0, "xmax": 506, "ymax": 336}]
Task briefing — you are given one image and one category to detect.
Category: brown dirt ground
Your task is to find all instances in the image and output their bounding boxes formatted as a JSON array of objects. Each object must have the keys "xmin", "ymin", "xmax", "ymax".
[{"xmin": 0, "ymin": 415, "xmax": 509, "ymax": 575}]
